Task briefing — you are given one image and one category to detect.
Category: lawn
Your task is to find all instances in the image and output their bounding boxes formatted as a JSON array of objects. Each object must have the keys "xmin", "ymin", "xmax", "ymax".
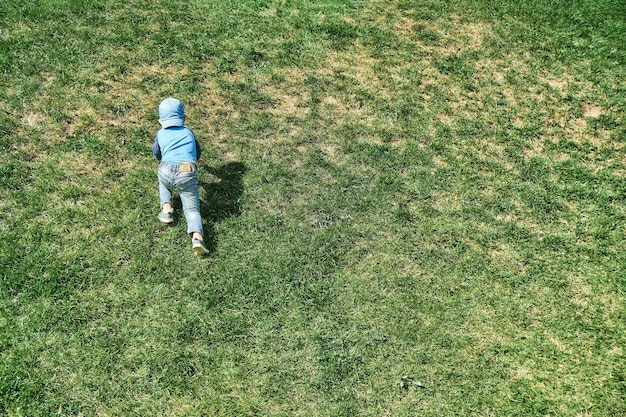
[{"xmin": 1, "ymin": 0, "xmax": 625, "ymax": 415}]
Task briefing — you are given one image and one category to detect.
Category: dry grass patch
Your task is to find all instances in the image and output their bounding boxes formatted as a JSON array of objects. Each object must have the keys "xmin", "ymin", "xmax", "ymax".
[
  {"xmin": 432, "ymin": 190, "xmax": 463, "ymax": 213},
  {"xmin": 261, "ymin": 68, "xmax": 311, "ymax": 120},
  {"xmin": 490, "ymin": 244, "xmax": 527, "ymax": 274},
  {"xmin": 22, "ymin": 110, "xmax": 54, "ymax": 128},
  {"xmin": 582, "ymin": 103, "xmax": 603, "ymax": 118},
  {"xmin": 494, "ymin": 208, "xmax": 543, "ymax": 237},
  {"xmin": 327, "ymin": 48, "xmax": 390, "ymax": 99},
  {"xmin": 543, "ymin": 76, "xmax": 568, "ymax": 91}
]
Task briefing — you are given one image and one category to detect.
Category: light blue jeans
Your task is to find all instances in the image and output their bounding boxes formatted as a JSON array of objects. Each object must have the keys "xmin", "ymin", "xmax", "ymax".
[{"xmin": 158, "ymin": 161, "xmax": 203, "ymax": 236}]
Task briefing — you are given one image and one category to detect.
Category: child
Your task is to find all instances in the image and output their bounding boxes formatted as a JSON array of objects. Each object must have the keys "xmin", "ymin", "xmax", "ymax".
[{"xmin": 152, "ymin": 97, "xmax": 209, "ymax": 256}]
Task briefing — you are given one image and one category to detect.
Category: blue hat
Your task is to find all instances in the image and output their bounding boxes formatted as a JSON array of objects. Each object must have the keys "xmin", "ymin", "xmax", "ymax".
[{"xmin": 158, "ymin": 98, "xmax": 185, "ymax": 128}]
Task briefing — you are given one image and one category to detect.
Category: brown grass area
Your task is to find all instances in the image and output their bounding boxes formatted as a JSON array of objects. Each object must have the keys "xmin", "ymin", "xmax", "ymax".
[
  {"xmin": 490, "ymin": 244, "xmax": 527, "ymax": 274},
  {"xmin": 261, "ymin": 68, "xmax": 311, "ymax": 120},
  {"xmin": 582, "ymin": 103, "xmax": 603, "ymax": 118}
]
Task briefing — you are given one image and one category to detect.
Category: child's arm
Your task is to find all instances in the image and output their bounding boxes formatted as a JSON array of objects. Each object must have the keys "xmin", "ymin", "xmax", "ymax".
[
  {"xmin": 195, "ymin": 139, "xmax": 202, "ymax": 161},
  {"xmin": 152, "ymin": 136, "xmax": 162, "ymax": 160}
]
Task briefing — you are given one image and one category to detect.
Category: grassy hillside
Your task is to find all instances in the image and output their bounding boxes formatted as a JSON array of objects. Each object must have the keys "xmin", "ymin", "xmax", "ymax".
[{"xmin": 1, "ymin": 0, "xmax": 625, "ymax": 415}]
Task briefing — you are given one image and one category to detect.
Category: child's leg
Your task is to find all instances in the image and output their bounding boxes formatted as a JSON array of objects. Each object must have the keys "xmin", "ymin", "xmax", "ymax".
[
  {"xmin": 158, "ymin": 166, "xmax": 174, "ymax": 210},
  {"xmin": 178, "ymin": 175, "xmax": 203, "ymax": 237},
  {"xmin": 179, "ymin": 177, "xmax": 208, "ymax": 255},
  {"xmin": 157, "ymin": 164, "xmax": 175, "ymax": 224}
]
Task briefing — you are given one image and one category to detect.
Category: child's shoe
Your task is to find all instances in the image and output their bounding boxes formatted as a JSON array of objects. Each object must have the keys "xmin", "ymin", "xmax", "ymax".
[
  {"xmin": 192, "ymin": 237, "xmax": 209, "ymax": 256},
  {"xmin": 158, "ymin": 208, "xmax": 174, "ymax": 224}
]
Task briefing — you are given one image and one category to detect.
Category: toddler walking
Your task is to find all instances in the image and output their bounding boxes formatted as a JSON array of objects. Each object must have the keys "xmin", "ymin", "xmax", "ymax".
[{"xmin": 152, "ymin": 98, "xmax": 209, "ymax": 256}]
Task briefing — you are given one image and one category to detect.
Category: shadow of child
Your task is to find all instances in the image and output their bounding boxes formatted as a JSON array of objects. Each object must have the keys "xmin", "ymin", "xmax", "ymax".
[{"xmin": 200, "ymin": 162, "xmax": 247, "ymax": 252}]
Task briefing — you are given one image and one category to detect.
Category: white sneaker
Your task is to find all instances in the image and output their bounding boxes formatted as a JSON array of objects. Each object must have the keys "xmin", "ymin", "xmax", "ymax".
[
  {"xmin": 158, "ymin": 208, "xmax": 174, "ymax": 224},
  {"xmin": 192, "ymin": 237, "xmax": 209, "ymax": 256}
]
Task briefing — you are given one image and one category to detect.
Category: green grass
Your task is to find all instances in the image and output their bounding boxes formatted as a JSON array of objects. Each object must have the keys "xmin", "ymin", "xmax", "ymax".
[{"xmin": 1, "ymin": 0, "xmax": 626, "ymax": 415}]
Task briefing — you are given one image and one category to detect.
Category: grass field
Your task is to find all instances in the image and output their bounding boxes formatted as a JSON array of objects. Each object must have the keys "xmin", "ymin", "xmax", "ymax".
[{"xmin": 1, "ymin": 0, "xmax": 626, "ymax": 415}]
